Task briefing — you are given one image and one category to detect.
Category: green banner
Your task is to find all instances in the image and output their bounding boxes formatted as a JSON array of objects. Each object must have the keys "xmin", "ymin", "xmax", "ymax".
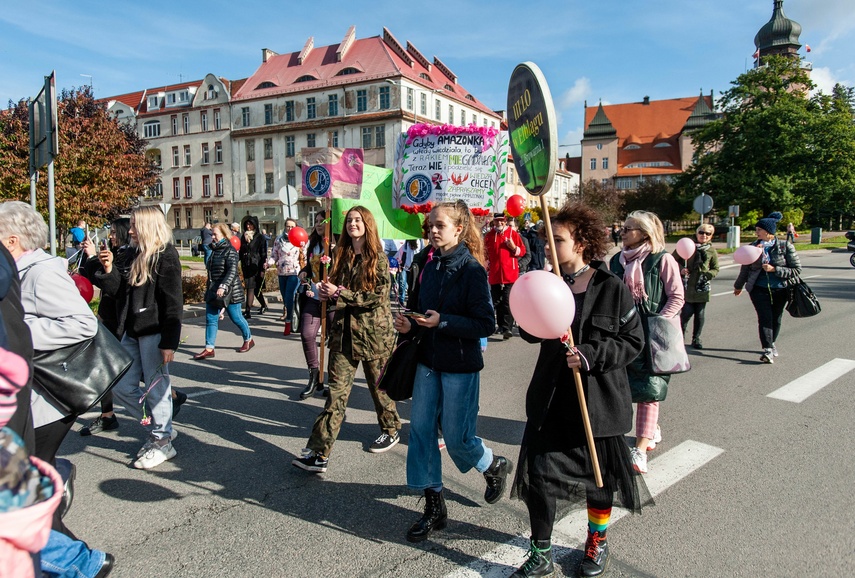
[{"xmin": 331, "ymin": 164, "xmax": 424, "ymax": 238}]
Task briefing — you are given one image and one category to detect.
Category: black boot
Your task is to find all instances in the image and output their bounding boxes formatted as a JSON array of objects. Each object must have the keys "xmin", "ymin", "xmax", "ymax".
[
  {"xmin": 299, "ymin": 368, "xmax": 321, "ymax": 400},
  {"xmin": 483, "ymin": 455, "xmax": 512, "ymax": 504},
  {"xmin": 579, "ymin": 530, "xmax": 609, "ymax": 577},
  {"xmin": 406, "ymin": 488, "xmax": 447, "ymax": 542},
  {"xmin": 511, "ymin": 539, "xmax": 554, "ymax": 577}
]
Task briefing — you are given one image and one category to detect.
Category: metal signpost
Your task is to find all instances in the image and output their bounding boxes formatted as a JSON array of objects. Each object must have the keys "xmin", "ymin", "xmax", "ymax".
[{"xmin": 28, "ymin": 71, "xmax": 59, "ymax": 255}]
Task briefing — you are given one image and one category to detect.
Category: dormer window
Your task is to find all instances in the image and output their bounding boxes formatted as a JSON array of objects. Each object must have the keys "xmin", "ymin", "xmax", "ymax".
[
  {"xmin": 207, "ymin": 85, "xmax": 217, "ymax": 99},
  {"xmin": 653, "ymin": 142, "xmax": 672, "ymax": 148},
  {"xmin": 295, "ymin": 75, "xmax": 318, "ymax": 83},
  {"xmin": 256, "ymin": 81, "xmax": 277, "ymax": 89},
  {"xmin": 444, "ymin": 84, "xmax": 455, "ymax": 92},
  {"xmin": 624, "ymin": 144, "xmax": 641, "ymax": 150},
  {"xmin": 337, "ymin": 67, "xmax": 361, "ymax": 76},
  {"xmin": 178, "ymin": 90, "xmax": 189, "ymax": 102},
  {"xmin": 465, "ymin": 94, "xmax": 475, "ymax": 101},
  {"xmin": 147, "ymin": 96, "xmax": 160, "ymax": 109},
  {"xmin": 419, "ymin": 73, "xmax": 432, "ymax": 82}
]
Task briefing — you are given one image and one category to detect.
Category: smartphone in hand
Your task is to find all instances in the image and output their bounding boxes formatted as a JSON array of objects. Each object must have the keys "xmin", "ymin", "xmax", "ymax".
[{"xmin": 402, "ymin": 310, "xmax": 427, "ymax": 319}]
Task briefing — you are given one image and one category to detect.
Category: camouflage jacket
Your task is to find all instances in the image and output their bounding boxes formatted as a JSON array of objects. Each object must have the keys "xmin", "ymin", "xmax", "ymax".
[{"xmin": 328, "ymin": 254, "xmax": 395, "ymax": 361}]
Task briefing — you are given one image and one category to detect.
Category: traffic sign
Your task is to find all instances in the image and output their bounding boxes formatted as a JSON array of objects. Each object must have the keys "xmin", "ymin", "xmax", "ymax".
[{"xmin": 693, "ymin": 194, "xmax": 714, "ymax": 215}]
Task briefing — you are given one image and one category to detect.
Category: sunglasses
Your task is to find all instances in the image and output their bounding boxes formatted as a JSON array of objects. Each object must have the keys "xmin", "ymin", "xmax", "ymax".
[{"xmin": 696, "ymin": 231, "xmax": 712, "ymax": 236}]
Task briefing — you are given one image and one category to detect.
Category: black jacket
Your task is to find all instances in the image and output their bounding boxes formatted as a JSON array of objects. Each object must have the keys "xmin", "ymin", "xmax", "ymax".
[
  {"xmin": 407, "ymin": 243, "xmax": 494, "ymax": 373},
  {"xmin": 521, "ymin": 228, "xmax": 545, "ymax": 271},
  {"xmin": 239, "ymin": 216, "xmax": 267, "ymax": 278},
  {"xmin": 520, "ymin": 262, "xmax": 644, "ymax": 441},
  {"xmin": 206, "ymin": 239, "xmax": 245, "ymax": 305},
  {"xmin": 82, "ymin": 246, "xmax": 131, "ymax": 337},
  {"xmin": 98, "ymin": 244, "xmax": 183, "ymax": 351}
]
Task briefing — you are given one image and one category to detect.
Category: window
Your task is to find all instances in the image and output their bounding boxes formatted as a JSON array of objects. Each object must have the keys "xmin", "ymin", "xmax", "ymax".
[
  {"xmin": 182, "ymin": 114, "xmax": 189, "ymax": 134},
  {"xmin": 375, "ymin": 125, "xmax": 385, "ymax": 148},
  {"xmin": 285, "ymin": 101, "xmax": 294, "ymax": 122},
  {"xmin": 214, "ymin": 109, "xmax": 221, "ymax": 130},
  {"xmin": 285, "ymin": 136, "xmax": 295, "ymax": 157},
  {"xmin": 420, "ymin": 93, "xmax": 427, "ymax": 115},
  {"xmin": 147, "ymin": 96, "xmax": 159, "ymax": 109},
  {"xmin": 148, "ymin": 180, "xmax": 162, "ymax": 198},
  {"xmin": 337, "ymin": 67, "xmax": 360, "ymax": 76},
  {"xmin": 265, "ymin": 172, "xmax": 274, "ymax": 194},
  {"xmin": 204, "ymin": 208, "xmax": 213, "ymax": 222},
  {"xmin": 256, "ymin": 81, "xmax": 276, "ymax": 89},
  {"xmin": 171, "ymin": 115, "xmax": 178, "ymax": 134},
  {"xmin": 379, "ymin": 86, "xmax": 390, "ymax": 110},
  {"xmin": 168, "ymin": 94, "xmax": 177, "ymax": 105},
  {"xmin": 184, "ymin": 145, "xmax": 191, "ymax": 166},
  {"xmin": 362, "ymin": 127, "xmax": 372, "ymax": 149},
  {"xmin": 263, "ymin": 138, "xmax": 272, "ymax": 159},
  {"xmin": 246, "ymin": 140, "xmax": 255, "ymax": 162},
  {"xmin": 330, "ymin": 130, "xmax": 339, "ymax": 147},
  {"xmin": 178, "ymin": 91, "xmax": 189, "ymax": 103},
  {"xmin": 406, "ymin": 88, "xmax": 414, "ymax": 110},
  {"xmin": 172, "ymin": 178, "xmax": 180, "ymax": 199},
  {"xmin": 207, "ymin": 85, "xmax": 216, "ymax": 99},
  {"xmin": 241, "ymin": 107, "xmax": 250, "ymax": 127},
  {"xmin": 596, "ymin": 143, "xmax": 604, "ymax": 150},
  {"xmin": 295, "ymin": 75, "xmax": 317, "ymax": 82},
  {"xmin": 247, "ymin": 174, "xmax": 256, "ymax": 194},
  {"xmin": 483, "ymin": 118, "xmax": 488, "ymax": 126},
  {"xmin": 449, "ymin": 105, "xmax": 454, "ymax": 125},
  {"xmin": 357, "ymin": 89, "xmax": 367, "ymax": 112},
  {"xmin": 203, "ymin": 175, "xmax": 211, "ymax": 197},
  {"xmin": 201, "ymin": 111, "xmax": 208, "ymax": 131},
  {"xmin": 171, "ymin": 147, "xmax": 179, "ymax": 167},
  {"xmin": 286, "ymin": 171, "xmax": 295, "ymax": 187},
  {"xmin": 216, "ymin": 174, "xmax": 224, "ymax": 197},
  {"xmin": 306, "ymin": 133, "xmax": 316, "ymax": 148},
  {"xmin": 186, "ymin": 209, "xmax": 192, "ymax": 229},
  {"xmin": 602, "ymin": 178, "xmax": 610, "ymax": 187},
  {"xmin": 151, "ymin": 152, "xmax": 161, "ymax": 167},
  {"xmin": 143, "ymin": 121, "xmax": 160, "ymax": 138},
  {"xmin": 460, "ymin": 109, "xmax": 466, "ymax": 125},
  {"xmin": 602, "ymin": 158, "xmax": 609, "ymax": 170},
  {"xmin": 616, "ymin": 178, "xmax": 633, "ymax": 190},
  {"xmin": 307, "ymin": 97, "xmax": 316, "ymax": 119},
  {"xmin": 361, "ymin": 125, "xmax": 385, "ymax": 148},
  {"xmin": 184, "ymin": 177, "xmax": 192, "ymax": 198},
  {"xmin": 328, "ymin": 94, "xmax": 338, "ymax": 117},
  {"xmin": 264, "ymin": 103, "xmax": 273, "ymax": 125},
  {"xmin": 590, "ymin": 158, "xmax": 596, "ymax": 170},
  {"xmin": 214, "ymin": 142, "xmax": 223, "ymax": 163},
  {"xmin": 173, "ymin": 208, "xmax": 180, "ymax": 228},
  {"xmin": 435, "ymin": 100, "xmax": 441, "ymax": 121},
  {"xmin": 201, "ymin": 143, "xmax": 209, "ymax": 165}
]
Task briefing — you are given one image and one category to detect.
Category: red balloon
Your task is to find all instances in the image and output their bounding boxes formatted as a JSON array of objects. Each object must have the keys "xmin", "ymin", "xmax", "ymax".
[
  {"xmin": 229, "ymin": 235, "xmax": 241, "ymax": 252},
  {"xmin": 288, "ymin": 227, "xmax": 309, "ymax": 247},
  {"xmin": 70, "ymin": 272, "xmax": 95, "ymax": 303},
  {"xmin": 506, "ymin": 195, "xmax": 526, "ymax": 218}
]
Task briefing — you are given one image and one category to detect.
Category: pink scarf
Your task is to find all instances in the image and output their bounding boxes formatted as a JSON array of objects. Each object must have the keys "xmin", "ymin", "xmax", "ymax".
[{"xmin": 619, "ymin": 244, "xmax": 652, "ymax": 304}]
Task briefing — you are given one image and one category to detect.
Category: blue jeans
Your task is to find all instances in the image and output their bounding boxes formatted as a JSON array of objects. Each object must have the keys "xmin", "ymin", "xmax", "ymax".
[
  {"xmin": 205, "ymin": 302, "xmax": 252, "ymax": 347},
  {"xmin": 112, "ymin": 333, "xmax": 173, "ymax": 441},
  {"xmin": 278, "ymin": 275, "xmax": 300, "ymax": 320},
  {"xmin": 202, "ymin": 245, "xmax": 212, "ymax": 264},
  {"xmin": 41, "ymin": 529, "xmax": 105, "ymax": 578},
  {"xmin": 396, "ymin": 270, "xmax": 408, "ymax": 305},
  {"xmin": 406, "ymin": 364, "xmax": 493, "ymax": 490}
]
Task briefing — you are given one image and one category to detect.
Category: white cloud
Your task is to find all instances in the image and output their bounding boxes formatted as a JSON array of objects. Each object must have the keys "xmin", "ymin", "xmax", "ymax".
[
  {"xmin": 560, "ymin": 77, "xmax": 592, "ymax": 109},
  {"xmin": 810, "ymin": 66, "xmax": 850, "ymax": 95}
]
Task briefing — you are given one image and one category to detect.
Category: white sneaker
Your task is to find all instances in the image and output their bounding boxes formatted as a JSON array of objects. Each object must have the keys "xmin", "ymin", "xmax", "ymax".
[
  {"xmin": 760, "ymin": 349, "xmax": 774, "ymax": 364},
  {"xmin": 771, "ymin": 344, "xmax": 779, "ymax": 357},
  {"xmin": 133, "ymin": 440, "xmax": 176, "ymax": 469},
  {"xmin": 630, "ymin": 447, "xmax": 648, "ymax": 474},
  {"xmin": 437, "ymin": 437, "xmax": 446, "ymax": 451},
  {"xmin": 136, "ymin": 430, "xmax": 178, "ymax": 457},
  {"xmin": 647, "ymin": 425, "xmax": 662, "ymax": 451}
]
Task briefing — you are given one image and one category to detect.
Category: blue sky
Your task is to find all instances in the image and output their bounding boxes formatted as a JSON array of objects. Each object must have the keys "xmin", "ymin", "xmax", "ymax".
[{"xmin": 2, "ymin": 0, "xmax": 852, "ymax": 151}]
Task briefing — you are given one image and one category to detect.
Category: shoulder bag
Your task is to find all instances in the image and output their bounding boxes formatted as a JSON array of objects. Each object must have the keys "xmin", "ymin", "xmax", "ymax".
[
  {"xmin": 644, "ymin": 313, "xmax": 691, "ymax": 375},
  {"xmin": 32, "ymin": 322, "xmax": 134, "ymax": 415},
  {"xmin": 786, "ymin": 277, "xmax": 821, "ymax": 318},
  {"xmin": 378, "ymin": 260, "xmax": 471, "ymax": 401}
]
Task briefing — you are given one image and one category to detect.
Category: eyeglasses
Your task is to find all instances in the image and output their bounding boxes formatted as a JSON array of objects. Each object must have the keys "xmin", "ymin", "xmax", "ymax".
[
  {"xmin": 696, "ymin": 231, "xmax": 712, "ymax": 236},
  {"xmin": 620, "ymin": 227, "xmax": 640, "ymax": 234}
]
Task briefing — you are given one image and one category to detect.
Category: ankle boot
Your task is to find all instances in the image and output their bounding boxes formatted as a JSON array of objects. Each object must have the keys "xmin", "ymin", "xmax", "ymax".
[
  {"xmin": 511, "ymin": 539, "xmax": 554, "ymax": 577},
  {"xmin": 406, "ymin": 489, "xmax": 447, "ymax": 543},
  {"xmin": 299, "ymin": 368, "xmax": 320, "ymax": 400},
  {"xmin": 483, "ymin": 455, "xmax": 512, "ymax": 504},
  {"xmin": 579, "ymin": 530, "xmax": 609, "ymax": 577},
  {"xmin": 283, "ymin": 321, "xmax": 292, "ymax": 336}
]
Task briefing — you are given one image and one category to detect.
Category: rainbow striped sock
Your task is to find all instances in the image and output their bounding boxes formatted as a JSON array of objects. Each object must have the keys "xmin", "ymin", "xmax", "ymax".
[{"xmin": 587, "ymin": 505, "xmax": 612, "ymax": 535}]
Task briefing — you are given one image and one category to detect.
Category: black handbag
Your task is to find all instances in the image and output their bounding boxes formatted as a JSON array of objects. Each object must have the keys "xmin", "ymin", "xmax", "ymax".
[
  {"xmin": 32, "ymin": 323, "xmax": 134, "ymax": 415},
  {"xmin": 786, "ymin": 278, "xmax": 821, "ymax": 318},
  {"xmin": 377, "ymin": 336, "xmax": 422, "ymax": 401}
]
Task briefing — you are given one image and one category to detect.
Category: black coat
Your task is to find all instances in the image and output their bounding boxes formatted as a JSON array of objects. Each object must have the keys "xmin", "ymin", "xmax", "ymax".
[
  {"xmin": 408, "ymin": 243, "xmax": 494, "ymax": 373},
  {"xmin": 520, "ymin": 262, "xmax": 644, "ymax": 442},
  {"xmin": 206, "ymin": 239, "xmax": 244, "ymax": 305},
  {"xmin": 239, "ymin": 216, "xmax": 267, "ymax": 278},
  {"xmin": 82, "ymin": 246, "xmax": 131, "ymax": 337}
]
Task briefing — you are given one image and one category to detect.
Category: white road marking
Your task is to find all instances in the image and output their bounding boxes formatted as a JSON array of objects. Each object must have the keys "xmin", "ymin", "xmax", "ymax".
[
  {"xmin": 712, "ymin": 291, "xmax": 733, "ymax": 297},
  {"xmin": 767, "ymin": 358, "xmax": 855, "ymax": 403},
  {"xmin": 187, "ymin": 386, "xmax": 233, "ymax": 398},
  {"xmin": 444, "ymin": 441, "xmax": 724, "ymax": 578},
  {"xmin": 712, "ymin": 275, "xmax": 821, "ymax": 298}
]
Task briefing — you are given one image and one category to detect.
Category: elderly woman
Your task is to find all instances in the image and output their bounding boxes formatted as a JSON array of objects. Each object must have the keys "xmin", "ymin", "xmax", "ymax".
[
  {"xmin": 673, "ymin": 224, "xmax": 720, "ymax": 349},
  {"xmin": 609, "ymin": 211, "xmax": 684, "ymax": 476},
  {"xmin": 0, "ymin": 201, "xmax": 98, "ymax": 541}
]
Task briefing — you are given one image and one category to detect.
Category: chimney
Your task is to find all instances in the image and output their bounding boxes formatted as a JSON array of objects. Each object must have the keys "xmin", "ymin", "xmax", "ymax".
[
  {"xmin": 643, "ymin": 96, "xmax": 650, "ymax": 105},
  {"xmin": 261, "ymin": 48, "xmax": 278, "ymax": 63}
]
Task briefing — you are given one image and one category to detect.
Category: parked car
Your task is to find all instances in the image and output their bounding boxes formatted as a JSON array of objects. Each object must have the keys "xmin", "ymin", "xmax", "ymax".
[{"xmin": 190, "ymin": 236, "xmax": 202, "ymax": 257}]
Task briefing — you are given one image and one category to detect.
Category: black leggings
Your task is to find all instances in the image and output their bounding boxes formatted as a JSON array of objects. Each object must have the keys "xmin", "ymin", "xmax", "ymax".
[
  {"xmin": 528, "ymin": 483, "xmax": 614, "ymax": 541},
  {"xmin": 680, "ymin": 302, "xmax": 707, "ymax": 340},
  {"xmin": 34, "ymin": 415, "xmax": 78, "ymax": 540},
  {"xmin": 749, "ymin": 286, "xmax": 788, "ymax": 349}
]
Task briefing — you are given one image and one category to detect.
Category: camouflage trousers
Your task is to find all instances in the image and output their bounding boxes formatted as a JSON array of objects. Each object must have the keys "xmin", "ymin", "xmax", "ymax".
[{"xmin": 307, "ymin": 350, "xmax": 401, "ymax": 458}]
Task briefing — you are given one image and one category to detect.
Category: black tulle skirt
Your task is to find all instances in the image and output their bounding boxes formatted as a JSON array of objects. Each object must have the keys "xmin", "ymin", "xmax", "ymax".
[{"xmin": 511, "ymin": 430, "xmax": 653, "ymax": 515}]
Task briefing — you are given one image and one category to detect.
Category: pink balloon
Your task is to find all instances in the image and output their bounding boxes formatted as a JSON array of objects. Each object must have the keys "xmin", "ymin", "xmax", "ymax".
[
  {"xmin": 509, "ymin": 270, "xmax": 576, "ymax": 339},
  {"xmin": 675, "ymin": 237, "xmax": 696, "ymax": 260},
  {"xmin": 733, "ymin": 245, "xmax": 762, "ymax": 265}
]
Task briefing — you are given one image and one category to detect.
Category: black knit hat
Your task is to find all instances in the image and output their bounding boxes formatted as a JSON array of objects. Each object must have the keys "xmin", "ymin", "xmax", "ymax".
[{"xmin": 754, "ymin": 211, "xmax": 783, "ymax": 234}]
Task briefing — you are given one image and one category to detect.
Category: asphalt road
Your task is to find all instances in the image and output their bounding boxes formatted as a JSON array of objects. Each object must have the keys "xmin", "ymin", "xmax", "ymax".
[{"xmin": 60, "ymin": 248, "xmax": 855, "ymax": 577}]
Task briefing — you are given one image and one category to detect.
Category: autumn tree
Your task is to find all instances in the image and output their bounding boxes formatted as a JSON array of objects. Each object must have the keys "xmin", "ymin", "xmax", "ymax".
[
  {"xmin": 0, "ymin": 86, "xmax": 157, "ymax": 228},
  {"xmin": 575, "ymin": 178, "xmax": 625, "ymax": 225},
  {"xmin": 674, "ymin": 56, "xmax": 855, "ymax": 227},
  {"xmin": 622, "ymin": 179, "xmax": 692, "ymax": 222}
]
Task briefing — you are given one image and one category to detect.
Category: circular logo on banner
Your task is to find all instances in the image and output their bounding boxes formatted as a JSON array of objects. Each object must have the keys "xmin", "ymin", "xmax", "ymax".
[
  {"xmin": 304, "ymin": 165, "xmax": 331, "ymax": 197},
  {"xmin": 506, "ymin": 62, "xmax": 558, "ymax": 197},
  {"xmin": 404, "ymin": 175, "xmax": 433, "ymax": 204}
]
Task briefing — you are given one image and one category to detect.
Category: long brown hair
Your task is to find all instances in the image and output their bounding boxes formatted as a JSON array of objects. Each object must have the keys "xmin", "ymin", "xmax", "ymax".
[
  {"xmin": 329, "ymin": 206, "xmax": 382, "ymax": 291},
  {"xmin": 430, "ymin": 200, "xmax": 485, "ymax": 266}
]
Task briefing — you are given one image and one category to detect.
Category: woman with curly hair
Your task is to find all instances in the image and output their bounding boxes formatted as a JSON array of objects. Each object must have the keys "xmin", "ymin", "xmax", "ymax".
[{"xmin": 292, "ymin": 206, "xmax": 401, "ymax": 473}]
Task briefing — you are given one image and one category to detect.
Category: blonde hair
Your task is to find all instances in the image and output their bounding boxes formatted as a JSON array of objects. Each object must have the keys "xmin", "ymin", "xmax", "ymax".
[
  {"xmin": 0, "ymin": 201, "xmax": 48, "ymax": 250},
  {"xmin": 128, "ymin": 206, "xmax": 173, "ymax": 286},
  {"xmin": 213, "ymin": 223, "xmax": 231, "ymax": 240},
  {"xmin": 696, "ymin": 224, "xmax": 714, "ymax": 235},
  {"xmin": 626, "ymin": 210, "xmax": 665, "ymax": 253}
]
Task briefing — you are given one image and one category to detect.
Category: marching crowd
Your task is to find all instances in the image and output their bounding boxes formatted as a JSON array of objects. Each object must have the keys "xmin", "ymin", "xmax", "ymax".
[{"xmin": 0, "ymin": 198, "xmax": 801, "ymax": 578}]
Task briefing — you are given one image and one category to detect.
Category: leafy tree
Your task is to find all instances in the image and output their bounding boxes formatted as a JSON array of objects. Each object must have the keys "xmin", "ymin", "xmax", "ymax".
[
  {"xmin": 0, "ymin": 86, "xmax": 157, "ymax": 229},
  {"xmin": 575, "ymin": 178, "xmax": 625, "ymax": 225},
  {"xmin": 622, "ymin": 179, "xmax": 692, "ymax": 221},
  {"xmin": 674, "ymin": 56, "xmax": 855, "ymax": 227}
]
